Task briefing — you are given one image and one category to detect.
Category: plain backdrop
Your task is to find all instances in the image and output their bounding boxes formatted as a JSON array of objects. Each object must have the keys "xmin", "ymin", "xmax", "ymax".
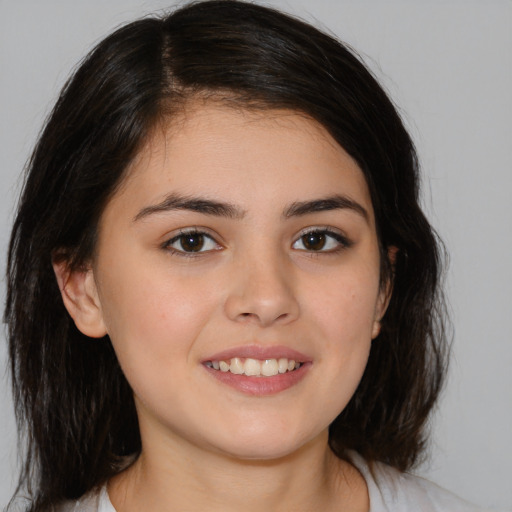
[{"xmin": 1, "ymin": 1, "xmax": 511, "ymax": 510}]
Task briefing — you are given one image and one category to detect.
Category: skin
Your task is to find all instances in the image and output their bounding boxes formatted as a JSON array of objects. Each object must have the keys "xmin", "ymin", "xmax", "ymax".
[{"xmin": 55, "ymin": 104, "xmax": 391, "ymax": 512}]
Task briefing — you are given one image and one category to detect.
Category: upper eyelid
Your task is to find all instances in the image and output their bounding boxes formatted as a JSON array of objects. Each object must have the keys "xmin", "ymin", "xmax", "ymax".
[
  {"xmin": 164, "ymin": 227, "xmax": 221, "ymax": 244},
  {"xmin": 161, "ymin": 225, "xmax": 351, "ymax": 247},
  {"xmin": 163, "ymin": 229, "xmax": 222, "ymax": 257},
  {"xmin": 295, "ymin": 225, "xmax": 348, "ymax": 238},
  {"xmin": 293, "ymin": 226, "xmax": 353, "ymax": 248},
  {"xmin": 161, "ymin": 232, "xmax": 210, "ymax": 253}
]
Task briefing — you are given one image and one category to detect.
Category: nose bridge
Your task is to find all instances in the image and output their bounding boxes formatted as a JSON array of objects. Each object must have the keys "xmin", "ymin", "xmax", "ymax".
[{"xmin": 224, "ymin": 240, "xmax": 299, "ymax": 326}]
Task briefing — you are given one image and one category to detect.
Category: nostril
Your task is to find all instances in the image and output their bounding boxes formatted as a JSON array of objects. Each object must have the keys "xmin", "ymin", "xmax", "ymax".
[
  {"xmin": 237, "ymin": 312, "xmax": 258, "ymax": 322},
  {"xmin": 224, "ymin": 290, "xmax": 300, "ymax": 326}
]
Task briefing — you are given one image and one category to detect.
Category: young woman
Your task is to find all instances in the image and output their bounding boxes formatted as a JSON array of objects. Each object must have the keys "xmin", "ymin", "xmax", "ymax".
[{"xmin": 5, "ymin": 1, "xmax": 484, "ymax": 511}]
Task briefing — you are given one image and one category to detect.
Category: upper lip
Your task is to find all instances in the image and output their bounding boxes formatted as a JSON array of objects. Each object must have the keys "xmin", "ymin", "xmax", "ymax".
[{"xmin": 202, "ymin": 345, "xmax": 311, "ymax": 363}]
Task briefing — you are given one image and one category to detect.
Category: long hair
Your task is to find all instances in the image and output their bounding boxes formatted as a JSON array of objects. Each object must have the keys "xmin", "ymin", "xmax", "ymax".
[{"xmin": 5, "ymin": 1, "xmax": 449, "ymax": 509}]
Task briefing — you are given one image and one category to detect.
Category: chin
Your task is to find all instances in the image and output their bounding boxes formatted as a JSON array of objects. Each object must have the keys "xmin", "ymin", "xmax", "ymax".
[
  {"xmin": 205, "ymin": 420, "xmax": 324, "ymax": 462},
  {"xmin": 217, "ymin": 442, "xmax": 308, "ymax": 462}
]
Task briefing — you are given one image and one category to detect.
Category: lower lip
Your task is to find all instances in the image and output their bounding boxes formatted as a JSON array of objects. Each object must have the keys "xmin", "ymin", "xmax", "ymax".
[{"xmin": 203, "ymin": 363, "xmax": 311, "ymax": 396}]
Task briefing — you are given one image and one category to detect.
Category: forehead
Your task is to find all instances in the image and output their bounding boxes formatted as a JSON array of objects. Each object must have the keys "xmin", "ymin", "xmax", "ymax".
[{"xmin": 105, "ymin": 104, "xmax": 374, "ymax": 222}]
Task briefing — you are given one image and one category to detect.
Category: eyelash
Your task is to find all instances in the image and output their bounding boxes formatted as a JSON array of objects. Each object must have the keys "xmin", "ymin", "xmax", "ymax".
[
  {"xmin": 162, "ymin": 228, "xmax": 222, "ymax": 258},
  {"xmin": 162, "ymin": 227, "xmax": 352, "ymax": 257},
  {"xmin": 292, "ymin": 227, "xmax": 352, "ymax": 254}
]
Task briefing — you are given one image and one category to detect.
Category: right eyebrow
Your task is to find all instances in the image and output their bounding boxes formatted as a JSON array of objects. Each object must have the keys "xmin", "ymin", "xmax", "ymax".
[
  {"xmin": 133, "ymin": 193, "xmax": 246, "ymax": 222},
  {"xmin": 283, "ymin": 194, "xmax": 369, "ymax": 223}
]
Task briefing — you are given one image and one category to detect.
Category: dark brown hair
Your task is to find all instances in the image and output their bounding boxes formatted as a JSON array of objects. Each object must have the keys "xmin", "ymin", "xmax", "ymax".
[{"xmin": 5, "ymin": 1, "xmax": 448, "ymax": 510}]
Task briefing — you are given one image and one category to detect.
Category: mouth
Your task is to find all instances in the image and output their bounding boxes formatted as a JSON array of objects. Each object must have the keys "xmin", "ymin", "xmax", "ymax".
[
  {"xmin": 201, "ymin": 345, "xmax": 311, "ymax": 395},
  {"xmin": 204, "ymin": 357, "xmax": 303, "ymax": 377}
]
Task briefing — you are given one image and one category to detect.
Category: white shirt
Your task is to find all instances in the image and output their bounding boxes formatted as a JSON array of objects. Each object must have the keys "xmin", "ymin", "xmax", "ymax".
[{"xmin": 350, "ymin": 451, "xmax": 491, "ymax": 511}]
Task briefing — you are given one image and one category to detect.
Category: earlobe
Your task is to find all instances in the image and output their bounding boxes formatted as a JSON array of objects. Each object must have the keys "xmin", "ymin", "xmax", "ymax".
[
  {"xmin": 371, "ymin": 318, "xmax": 382, "ymax": 340},
  {"xmin": 52, "ymin": 260, "xmax": 108, "ymax": 338}
]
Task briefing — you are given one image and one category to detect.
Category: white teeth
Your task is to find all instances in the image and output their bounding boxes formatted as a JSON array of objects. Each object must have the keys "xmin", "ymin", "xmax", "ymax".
[
  {"xmin": 244, "ymin": 358, "xmax": 261, "ymax": 376},
  {"xmin": 261, "ymin": 359, "xmax": 278, "ymax": 376},
  {"xmin": 207, "ymin": 357, "xmax": 302, "ymax": 377},
  {"xmin": 229, "ymin": 357, "xmax": 244, "ymax": 375}
]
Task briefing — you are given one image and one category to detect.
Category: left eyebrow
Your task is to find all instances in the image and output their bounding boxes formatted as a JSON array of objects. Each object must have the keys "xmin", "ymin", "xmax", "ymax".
[
  {"xmin": 283, "ymin": 194, "xmax": 369, "ymax": 222},
  {"xmin": 133, "ymin": 193, "xmax": 246, "ymax": 222}
]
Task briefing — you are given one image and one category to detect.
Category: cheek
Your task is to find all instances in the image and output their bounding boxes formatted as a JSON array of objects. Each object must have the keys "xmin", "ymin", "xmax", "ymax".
[
  {"xmin": 288, "ymin": 282, "xmax": 376, "ymax": 436},
  {"xmin": 303, "ymin": 263, "xmax": 380, "ymax": 404},
  {"xmin": 310, "ymin": 269, "xmax": 381, "ymax": 345},
  {"xmin": 96, "ymin": 256, "xmax": 220, "ymax": 378}
]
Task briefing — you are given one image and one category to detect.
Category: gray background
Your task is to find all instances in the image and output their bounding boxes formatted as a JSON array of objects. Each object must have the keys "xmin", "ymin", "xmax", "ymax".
[{"xmin": 1, "ymin": 1, "xmax": 511, "ymax": 509}]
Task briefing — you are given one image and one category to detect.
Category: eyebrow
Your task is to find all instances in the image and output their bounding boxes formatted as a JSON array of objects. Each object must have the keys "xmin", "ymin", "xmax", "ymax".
[
  {"xmin": 133, "ymin": 192, "xmax": 369, "ymax": 223},
  {"xmin": 133, "ymin": 193, "xmax": 246, "ymax": 222},
  {"xmin": 283, "ymin": 194, "xmax": 369, "ymax": 222}
]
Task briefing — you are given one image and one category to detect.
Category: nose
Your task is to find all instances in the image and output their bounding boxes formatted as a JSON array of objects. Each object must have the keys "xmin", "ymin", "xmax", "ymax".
[{"xmin": 224, "ymin": 249, "xmax": 300, "ymax": 327}]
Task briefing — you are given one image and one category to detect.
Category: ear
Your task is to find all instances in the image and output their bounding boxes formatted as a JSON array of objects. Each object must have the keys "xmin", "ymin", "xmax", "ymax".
[
  {"xmin": 371, "ymin": 246, "xmax": 398, "ymax": 339},
  {"xmin": 52, "ymin": 259, "xmax": 108, "ymax": 338}
]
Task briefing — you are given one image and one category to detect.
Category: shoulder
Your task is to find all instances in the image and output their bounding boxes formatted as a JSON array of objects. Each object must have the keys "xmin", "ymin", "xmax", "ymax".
[
  {"xmin": 348, "ymin": 451, "xmax": 489, "ymax": 512},
  {"xmin": 54, "ymin": 486, "xmax": 113, "ymax": 512}
]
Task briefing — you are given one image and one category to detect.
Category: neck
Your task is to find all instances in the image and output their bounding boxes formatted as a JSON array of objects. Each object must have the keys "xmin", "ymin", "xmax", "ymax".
[{"xmin": 108, "ymin": 430, "xmax": 369, "ymax": 512}]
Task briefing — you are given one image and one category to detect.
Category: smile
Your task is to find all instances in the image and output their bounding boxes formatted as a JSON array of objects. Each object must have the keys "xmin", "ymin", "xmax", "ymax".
[{"xmin": 204, "ymin": 357, "xmax": 303, "ymax": 377}]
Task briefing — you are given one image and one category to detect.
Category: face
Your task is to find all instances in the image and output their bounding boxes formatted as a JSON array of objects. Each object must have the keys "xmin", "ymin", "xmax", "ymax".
[{"xmin": 73, "ymin": 105, "xmax": 389, "ymax": 461}]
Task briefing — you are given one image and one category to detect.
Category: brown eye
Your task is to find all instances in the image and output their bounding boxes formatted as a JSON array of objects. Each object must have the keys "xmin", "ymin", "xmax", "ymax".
[
  {"xmin": 180, "ymin": 233, "xmax": 204, "ymax": 252},
  {"xmin": 301, "ymin": 232, "xmax": 326, "ymax": 251},
  {"xmin": 165, "ymin": 231, "xmax": 220, "ymax": 255},
  {"xmin": 292, "ymin": 229, "xmax": 351, "ymax": 252}
]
